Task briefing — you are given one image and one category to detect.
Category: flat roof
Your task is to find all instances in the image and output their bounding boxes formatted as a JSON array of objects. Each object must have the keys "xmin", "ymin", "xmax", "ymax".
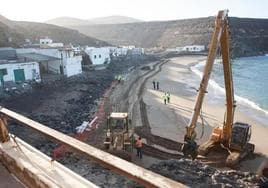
[
  {"xmin": 0, "ymin": 60, "xmax": 37, "ymax": 65},
  {"xmin": 19, "ymin": 53, "xmax": 60, "ymax": 62}
]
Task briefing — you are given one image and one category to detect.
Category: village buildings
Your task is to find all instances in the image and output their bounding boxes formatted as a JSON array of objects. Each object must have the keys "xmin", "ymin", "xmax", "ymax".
[{"xmin": 166, "ymin": 45, "xmax": 206, "ymax": 53}]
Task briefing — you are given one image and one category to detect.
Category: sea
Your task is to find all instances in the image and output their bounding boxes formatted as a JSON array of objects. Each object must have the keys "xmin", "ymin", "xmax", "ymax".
[{"xmin": 190, "ymin": 55, "xmax": 268, "ymax": 125}]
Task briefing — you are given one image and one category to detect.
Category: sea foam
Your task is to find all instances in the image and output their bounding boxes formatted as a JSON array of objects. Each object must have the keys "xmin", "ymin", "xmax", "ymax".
[{"xmin": 190, "ymin": 61, "xmax": 268, "ymax": 116}]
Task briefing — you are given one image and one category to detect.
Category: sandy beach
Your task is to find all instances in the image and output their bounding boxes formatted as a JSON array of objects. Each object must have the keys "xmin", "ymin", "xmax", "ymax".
[{"xmin": 143, "ymin": 55, "xmax": 268, "ymax": 172}]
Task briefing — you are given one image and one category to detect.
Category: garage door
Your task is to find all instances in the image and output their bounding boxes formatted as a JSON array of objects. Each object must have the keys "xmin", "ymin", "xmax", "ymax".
[{"xmin": 14, "ymin": 69, "xmax": 25, "ymax": 82}]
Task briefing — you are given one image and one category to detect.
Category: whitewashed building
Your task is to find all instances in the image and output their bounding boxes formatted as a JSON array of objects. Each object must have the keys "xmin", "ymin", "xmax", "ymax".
[
  {"xmin": 0, "ymin": 61, "xmax": 40, "ymax": 86},
  {"xmin": 183, "ymin": 45, "xmax": 205, "ymax": 52},
  {"xmin": 40, "ymin": 38, "xmax": 64, "ymax": 48},
  {"xmin": 85, "ymin": 47, "xmax": 111, "ymax": 65},
  {"xmin": 0, "ymin": 47, "xmax": 41, "ymax": 86},
  {"xmin": 16, "ymin": 48, "xmax": 82, "ymax": 77},
  {"xmin": 120, "ymin": 45, "xmax": 135, "ymax": 50},
  {"xmin": 166, "ymin": 45, "xmax": 205, "ymax": 53},
  {"xmin": 112, "ymin": 47, "xmax": 128, "ymax": 57}
]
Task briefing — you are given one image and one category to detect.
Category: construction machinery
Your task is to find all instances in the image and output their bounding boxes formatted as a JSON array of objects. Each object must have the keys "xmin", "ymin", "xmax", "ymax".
[
  {"xmin": 104, "ymin": 112, "xmax": 134, "ymax": 161},
  {"xmin": 181, "ymin": 10, "xmax": 254, "ymax": 167}
]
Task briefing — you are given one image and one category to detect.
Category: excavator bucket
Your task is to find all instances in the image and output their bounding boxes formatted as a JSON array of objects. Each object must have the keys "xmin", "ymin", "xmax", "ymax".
[{"xmin": 181, "ymin": 139, "xmax": 198, "ymax": 160}]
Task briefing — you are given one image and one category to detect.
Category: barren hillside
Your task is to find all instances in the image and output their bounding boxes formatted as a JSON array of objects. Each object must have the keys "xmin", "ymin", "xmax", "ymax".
[
  {"xmin": 0, "ymin": 15, "xmax": 109, "ymax": 47},
  {"xmin": 71, "ymin": 17, "xmax": 268, "ymax": 57}
]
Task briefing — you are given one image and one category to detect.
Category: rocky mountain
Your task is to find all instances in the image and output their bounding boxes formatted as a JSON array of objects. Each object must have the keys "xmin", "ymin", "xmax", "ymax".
[
  {"xmin": 46, "ymin": 16, "xmax": 142, "ymax": 27},
  {"xmin": 0, "ymin": 15, "xmax": 109, "ymax": 47},
  {"xmin": 70, "ymin": 17, "xmax": 268, "ymax": 57}
]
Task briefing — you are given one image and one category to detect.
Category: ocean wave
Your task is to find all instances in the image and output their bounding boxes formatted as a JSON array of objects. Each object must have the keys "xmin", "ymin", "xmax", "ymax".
[{"xmin": 190, "ymin": 61, "xmax": 268, "ymax": 115}]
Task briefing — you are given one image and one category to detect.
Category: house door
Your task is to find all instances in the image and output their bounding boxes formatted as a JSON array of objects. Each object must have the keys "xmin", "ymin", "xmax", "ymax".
[{"xmin": 14, "ymin": 69, "xmax": 25, "ymax": 82}]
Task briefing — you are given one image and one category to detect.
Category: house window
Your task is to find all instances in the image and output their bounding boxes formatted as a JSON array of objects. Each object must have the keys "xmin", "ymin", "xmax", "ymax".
[
  {"xmin": 99, "ymin": 54, "xmax": 101, "ymax": 58},
  {"xmin": 0, "ymin": 69, "xmax": 7, "ymax": 76},
  {"xmin": 94, "ymin": 55, "xmax": 97, "ymax": 59}
]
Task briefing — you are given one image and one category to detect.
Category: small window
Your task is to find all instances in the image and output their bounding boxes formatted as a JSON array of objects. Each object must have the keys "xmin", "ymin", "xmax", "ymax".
[
  {"xmin": 0, "ymin": 69, "xmax": 7, "ymax": 76},
  {"xmin": 99, "ymin": 54, "xmax": 101, "ymax": 58},
  {"xmin": 94, "ymin": 55, "xmax": 97, "ymax": 59}
]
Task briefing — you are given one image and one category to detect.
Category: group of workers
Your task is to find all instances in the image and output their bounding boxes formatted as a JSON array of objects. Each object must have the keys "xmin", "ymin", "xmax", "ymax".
[
  {"xmin": 152, "ymin": 80, "xmax": 171, "ymax": 105},
  {"xmin": 115, "ymin": 75, "xmax": 123, "ymax": 83},
  {"xmin": 162, "ymin": 92, "xmax": 171, "ymax": 105},
  {"xmin": 152, "ymin": 80, "xmax": 160, "ymax": 90}
]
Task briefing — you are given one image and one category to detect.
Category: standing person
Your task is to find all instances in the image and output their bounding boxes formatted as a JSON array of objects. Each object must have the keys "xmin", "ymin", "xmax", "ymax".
[
  {"xmin": 152, "ymin": 80, "xmax": 156, "ymax": 90},
  {"xmin": 167, "ymin": 92, "xmax": 170, "ymax": 103},
  {"xmin": 156, "ymin": 81, "xmax": 159, "ymax": 90},
  {"xmin": 118, "ymin": 75, "xmax": 122, "ymax": 83},
  {"xmin": 135, "ymin": 137, "xmax": 143, "ymax": 159},
  {"xmin": 162, "ymin": 93, "xmax": 167, "ymax": 105}
]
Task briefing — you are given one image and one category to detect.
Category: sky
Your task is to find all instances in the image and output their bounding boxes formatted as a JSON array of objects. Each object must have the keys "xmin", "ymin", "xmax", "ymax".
[{"xmin": 0, "ymin": 0, "xmax": 267, "ymax": 22}]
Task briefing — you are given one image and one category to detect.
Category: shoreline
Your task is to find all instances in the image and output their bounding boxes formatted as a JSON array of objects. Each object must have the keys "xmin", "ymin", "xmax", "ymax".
[
  {"xmin": 188, "ymin": 57, "xmax": 268, "ymax": 170},
  {"xmin": 191, "ymin": 57, "xmax": 268, "ymax": 125},
  {"xmin": 142, "ymin": 55, "xmax": 268, "ymax": 172}
]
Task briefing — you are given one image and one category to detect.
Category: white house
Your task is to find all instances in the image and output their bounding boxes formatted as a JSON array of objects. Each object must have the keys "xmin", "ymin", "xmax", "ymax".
[
  {"xmin": 40, "ymin": 38, "xmax": 53, "ymax": 45},
  {"xmin": 112, "ymin": 47, "xmax": 128, "ymax": 57},
  {"xmin": 120, "ymin": 45, "xmax": 135, "ymax": 50},
  {"xmin": 59, "ymin": 49, "xmax": 82, "ymax": 77},
  {"xmin": 85, "ymin": 47, "xmax": 111, "ymax": 65},
  {"xmin": 183, "ymin": 45, "xmax": 205, "ymax": 52},
  {"xmin": 40, "ymin": 38, "xmax": 64, "ymax": 48},
  {"xmin": 0, "ymin": 47, "xmax": 41, "ymax": 86},
  {"xmin": 166, "ymin": 45, "xmax": 205, "ymax": 53},
  {"xmin": 16, "ymin": 48, "xmax": 82, "ymax": 77},
  {"xmin": 0, "ymin": 61, "xmax": 40, "ymax": 86}
]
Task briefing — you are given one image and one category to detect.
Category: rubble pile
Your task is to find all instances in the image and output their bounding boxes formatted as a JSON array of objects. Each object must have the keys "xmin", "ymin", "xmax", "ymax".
[
  {"xmin": 149, "ymin": 159, "xmax": 259, "ymax": 187},
  {"xmin": 60, "ymin": 154, "xmax": 140, "ymax": 188}
]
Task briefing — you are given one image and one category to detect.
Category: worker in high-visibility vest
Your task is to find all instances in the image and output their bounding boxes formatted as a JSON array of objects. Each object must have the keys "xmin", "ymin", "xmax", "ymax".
[
  {"xmin": 166, "ymin": 92, "xmax": 170, "ymax": 103},
  {"xmin": 135, "ymin": 136, "xmax": 143, "ymax": 159},
  {"xmin": 162, "ymin": 93, "xmax": 167, "ymax": 105}
]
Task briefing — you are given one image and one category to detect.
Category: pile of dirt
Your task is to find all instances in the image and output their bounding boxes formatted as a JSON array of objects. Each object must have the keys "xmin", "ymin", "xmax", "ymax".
[{"xmin": 149, "ymin": 159, "xmax": 259, "ymax": 187}]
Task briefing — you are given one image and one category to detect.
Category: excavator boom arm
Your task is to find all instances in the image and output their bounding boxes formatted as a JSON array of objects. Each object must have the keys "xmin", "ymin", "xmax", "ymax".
[
  {"xmin": 185, "ymin": 10, "xmax": 229, "ymax": 140},
  {"xmin": 220, "ymin": 23, "xmax": 235, "ymax": 140}
]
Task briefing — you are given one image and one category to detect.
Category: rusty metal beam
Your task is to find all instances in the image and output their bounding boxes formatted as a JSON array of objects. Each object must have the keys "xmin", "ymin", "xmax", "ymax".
[{"xmin": 0, "ymin": 107, "xmax": 185, "ymax": 188}]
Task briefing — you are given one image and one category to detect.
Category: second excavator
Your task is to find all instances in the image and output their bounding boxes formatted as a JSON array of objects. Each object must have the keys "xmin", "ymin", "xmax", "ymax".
[{"xmin": 181, "ymin": 10, "xmax": 254, "ymax": 167}]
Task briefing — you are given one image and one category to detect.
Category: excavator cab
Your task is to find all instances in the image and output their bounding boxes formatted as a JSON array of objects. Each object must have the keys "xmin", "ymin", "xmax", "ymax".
[{"xmin": 230, "ymin": 122, "xmax": 252, "ymax": 151}]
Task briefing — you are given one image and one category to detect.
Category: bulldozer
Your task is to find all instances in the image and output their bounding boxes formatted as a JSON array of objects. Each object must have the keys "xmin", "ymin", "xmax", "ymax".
[
  {"xmin": 181, "ymin": 10, "xmax": 254, "ymax": 167},
  {"xmin": 104, "ymin": 112, "xmax": 134, "ymax": 161}
]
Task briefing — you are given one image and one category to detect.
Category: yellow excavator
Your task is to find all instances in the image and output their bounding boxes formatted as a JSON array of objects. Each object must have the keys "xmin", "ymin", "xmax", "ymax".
[{"xmin": 181, "ymin": 10, "xmax": 254, "ymax": 167}]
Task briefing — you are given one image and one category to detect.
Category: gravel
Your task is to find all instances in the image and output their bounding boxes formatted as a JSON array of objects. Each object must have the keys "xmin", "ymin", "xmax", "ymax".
[{"xmin": 149, "ymin": 159, "xmax": 259, "ymax": 188}]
